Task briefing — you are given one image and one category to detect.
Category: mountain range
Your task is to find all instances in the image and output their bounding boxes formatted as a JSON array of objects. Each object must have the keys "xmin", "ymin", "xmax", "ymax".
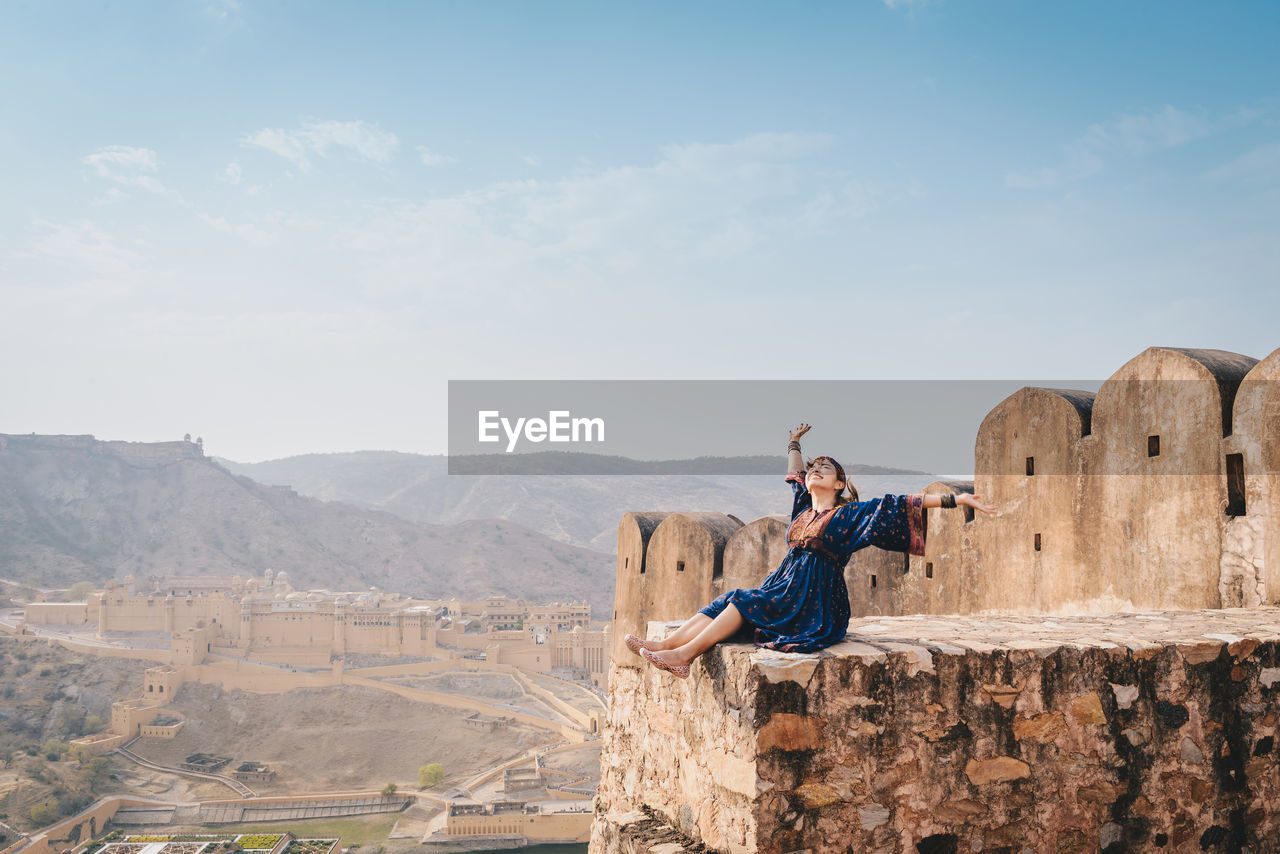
[{"xmin": 0, "ymin": 434, "xmax": 936, "ymax": 615}]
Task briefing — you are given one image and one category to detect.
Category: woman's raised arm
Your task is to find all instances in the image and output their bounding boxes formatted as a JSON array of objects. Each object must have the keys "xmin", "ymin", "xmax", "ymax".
[{"xmin": 786, "ymin": 423, "xmax": 810, "ymax": 473}]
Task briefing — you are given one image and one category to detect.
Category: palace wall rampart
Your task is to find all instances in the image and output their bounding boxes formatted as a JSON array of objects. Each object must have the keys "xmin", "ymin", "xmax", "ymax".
[
  {"xmin": 594, "ymin": 345, "xmax": 1280, "ymax": 853},
  {"xmin": 608, "ymin": 346, "xmax": 1280, "ymax": 665}
]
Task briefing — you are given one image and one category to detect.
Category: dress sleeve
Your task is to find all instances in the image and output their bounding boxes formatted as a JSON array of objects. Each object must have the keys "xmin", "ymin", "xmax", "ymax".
[
  {"xmin": 784, "ymin": 469, "xmax": 812, "ymax": 521},
  {"xmin": 836, "ymin": 494, "xmax": 927, "ymax": 557}
]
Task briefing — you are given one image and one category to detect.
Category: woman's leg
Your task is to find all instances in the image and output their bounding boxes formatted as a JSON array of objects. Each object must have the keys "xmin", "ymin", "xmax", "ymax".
[
  {"xmin": 651, "ymin": 603, "xmax": 744, "ymax": 667},
  {"xmin": 647, "ymin": 613, "xmax": 712, "ymax": 650}
]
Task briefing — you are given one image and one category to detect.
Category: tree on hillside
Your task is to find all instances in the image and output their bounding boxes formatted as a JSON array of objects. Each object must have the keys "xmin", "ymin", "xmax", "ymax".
[
  {"xmin": 79, "ymin": 756, "xmax": 111, "ymax": 789},
  {"xmin": 418, "ymin": 763, "xmax": 444, "ymax": 788},
  {"xmin": 41, "ymin": 740, "xmax": 68, "ymax": 761},
  {"xmin": 381, "ymin": 782, "xmax": 397, "ymax": 797},
  {"xmin": 65, "ymin": 581, "xmax": 96, "ymax": 602},
  {"xmin": 29, "ymin": 801, "xmax": 58, "ymax": 826}
]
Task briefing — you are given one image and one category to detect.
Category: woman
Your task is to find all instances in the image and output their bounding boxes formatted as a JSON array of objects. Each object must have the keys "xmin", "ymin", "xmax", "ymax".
[{"xmin": 627, "ymin": 423, "xmax": 998, "ymax": 677}]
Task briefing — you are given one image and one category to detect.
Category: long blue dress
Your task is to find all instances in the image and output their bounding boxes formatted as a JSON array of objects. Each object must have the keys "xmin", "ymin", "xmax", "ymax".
[{"xmin": 698, "ymin": 470, "xmax": 926, "ymax": 653}]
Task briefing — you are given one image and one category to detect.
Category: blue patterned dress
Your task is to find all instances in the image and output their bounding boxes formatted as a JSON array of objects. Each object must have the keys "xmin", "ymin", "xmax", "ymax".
[{"xmin": 698, "ymin": 470, "xmax": 926, "ymax": 653}]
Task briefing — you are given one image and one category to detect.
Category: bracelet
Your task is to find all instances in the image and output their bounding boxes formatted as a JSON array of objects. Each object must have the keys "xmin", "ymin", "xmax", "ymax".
[
  {"xmin": 787, "ymin": 441, "xmax": 801, "ymax": 452},
  {"xmin": 941, "ymin": 493, "xmax": 957, "ymax": 509}
]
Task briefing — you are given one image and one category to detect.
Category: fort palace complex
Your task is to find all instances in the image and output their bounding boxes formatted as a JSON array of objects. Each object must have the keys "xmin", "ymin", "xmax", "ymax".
[{"xmin": 23, "ymin": 576, "xmax": 607, "ymax": 682}]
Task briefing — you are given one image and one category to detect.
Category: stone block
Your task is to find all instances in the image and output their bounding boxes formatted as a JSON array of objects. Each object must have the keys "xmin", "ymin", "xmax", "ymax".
[
  {"xmin": 965, "ymin": 756, "xmax": 1032, "ymax": 785},
  {"xmin": 757, "ymin": 713, "xmax": 824, "ymax": 753},
  {"xmin": 1069, "ymin": 693, "xmax": 1107, "ymax": 726}
]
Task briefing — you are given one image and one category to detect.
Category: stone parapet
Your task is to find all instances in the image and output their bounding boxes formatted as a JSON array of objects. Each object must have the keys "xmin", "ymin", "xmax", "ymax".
[{"xmin": 592, "ymin": 608, "xmax": 1280, "ymax": 853}]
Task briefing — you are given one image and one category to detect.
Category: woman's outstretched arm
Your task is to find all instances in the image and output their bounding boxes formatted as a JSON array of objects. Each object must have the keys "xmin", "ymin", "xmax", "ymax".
[{"xmin": 916, "ymin": 492, "xmax": 998, "ymax": 515}]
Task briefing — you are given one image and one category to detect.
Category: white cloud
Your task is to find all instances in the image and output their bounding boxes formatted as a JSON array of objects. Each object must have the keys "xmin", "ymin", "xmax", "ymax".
[
  {"xmin": 24, "ymin": 218, "xmax": 146, "ymax": 279},
  {"xmin": 334, "ymin": 131, "xmax": 851, "ymax": 292},
  {"xmin": 1207, "ymin": 142, "xmax": 1280, "ymax": 182},
  {"xmin": 197, "ymin": 213, "xmax": 272, "ymax": 246},
  {"xmin": 521, "ymin": 153, "xmax": 541, "ymax": 167},
  {"xmin": 1006, "ymin": 105, "xmax": 1208, "ymax": 189},
  {"xmin": 416, "ymin": 146, "xmax": 458, "ymax": 167},
  {"xmin": 204, "ymin": 0, "xmax": 244, "ymax": 25},
  {"xmin": 82, "ymin": 145, "xmax": 166, "ymax": 194},
  {"xmin": 220, "ymin": 161, "xmax": 244, "ymax": 185},
  {"xmin": 242, "ymin": 120, "xmax": 400, "ymax": 171}
]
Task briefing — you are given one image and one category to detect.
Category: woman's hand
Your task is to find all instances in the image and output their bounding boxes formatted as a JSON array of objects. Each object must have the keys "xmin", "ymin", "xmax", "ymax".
[
  {"xmin": 959, "ymin": 493, "xmax": 998, "ymax": 515},
  {"xmin": 788, "ymin": 423, "xmax": 812, "ymax": 443}
]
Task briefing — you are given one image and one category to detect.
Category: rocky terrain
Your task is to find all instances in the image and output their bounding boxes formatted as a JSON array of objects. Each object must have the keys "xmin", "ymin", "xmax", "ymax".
[
  {"xmin": 129, "ymin": 681, "xmax": 555, "ymax": 794},
  {"xmin": 0, "ymin": 635, "xmax": 565, "ymax": 837},
  {"xmin": 0, "ymin": 636, "xmax": 150, "ymax": 835}
]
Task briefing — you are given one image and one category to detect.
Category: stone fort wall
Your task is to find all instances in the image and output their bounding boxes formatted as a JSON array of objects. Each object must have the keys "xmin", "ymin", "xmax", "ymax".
[{"xmin": 609, "ymin": 346, "xmax": 1279, "ymax": 664}]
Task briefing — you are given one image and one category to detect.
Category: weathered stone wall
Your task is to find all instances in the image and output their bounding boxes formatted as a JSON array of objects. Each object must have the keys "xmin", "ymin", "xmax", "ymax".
[
  {"xmin": 596, "ymin": 345, "xmax": 1280, "ymax": 853},
  {"xmin": 593, "ymin": 610, "xmax": 1280, "ymax": 853}
]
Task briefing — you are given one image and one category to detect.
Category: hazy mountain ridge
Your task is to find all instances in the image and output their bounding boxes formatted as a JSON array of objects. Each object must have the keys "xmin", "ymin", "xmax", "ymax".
[
  {"xmin": 217, "ymin": 451, "xmax": 939, "ymax": 552},
  {"xmin": 0, "ymin": 435, "xmax": 613, "ymax": 612}
]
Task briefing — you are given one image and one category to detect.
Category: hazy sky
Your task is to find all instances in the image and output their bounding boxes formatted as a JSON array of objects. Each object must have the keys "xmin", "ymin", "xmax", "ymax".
[{"xmin": 2, "ymin": 1, "xmax": 1277, "ymax": 462}]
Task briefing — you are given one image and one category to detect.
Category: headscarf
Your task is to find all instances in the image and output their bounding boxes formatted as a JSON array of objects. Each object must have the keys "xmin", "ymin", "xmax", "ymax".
[{"xmin": 809, "ymin": 455, "xmax": 845, "ymax": 485}]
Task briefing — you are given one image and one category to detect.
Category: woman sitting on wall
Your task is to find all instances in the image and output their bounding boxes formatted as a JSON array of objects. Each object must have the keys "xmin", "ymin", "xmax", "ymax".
[{"xmin": 627, "ymin": 423, "xmax": 998, "ymax": 677}]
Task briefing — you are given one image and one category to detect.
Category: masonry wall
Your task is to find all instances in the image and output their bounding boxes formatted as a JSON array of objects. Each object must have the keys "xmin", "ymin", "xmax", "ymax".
[{"xmin": 593, "ymin": 617, "xmax": 1280, "ymax": 854}]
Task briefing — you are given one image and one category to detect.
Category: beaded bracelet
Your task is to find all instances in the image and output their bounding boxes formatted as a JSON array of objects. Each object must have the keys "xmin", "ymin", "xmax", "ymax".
[
  {"xmin": 787, "ymin": 441, "xmax": 801, "ymax": 452},
  {"xmin": 941, "ymin": 493, "xmax": 957, "ymax": 509}
]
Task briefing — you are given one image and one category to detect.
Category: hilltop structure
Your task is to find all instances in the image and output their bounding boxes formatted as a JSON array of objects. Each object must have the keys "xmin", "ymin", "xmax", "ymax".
[{"xmin": 592, "ymin": 346, "xmax": 1280, "ymax": 853}]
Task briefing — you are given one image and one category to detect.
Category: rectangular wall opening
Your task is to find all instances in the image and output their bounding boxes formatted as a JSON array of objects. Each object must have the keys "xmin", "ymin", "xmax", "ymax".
[
  {"xmin": 676, "ymin": 561, "xmax": 685, "ymax": 573},
  {"xmin": 1226, "ymin": 453, "xmax": 1246, "ymax": 516},
  {"xmin": 1148, "ymin": 435, "xmax": 1161, "ymax": 457},
  {"xmin": 1034, "ymin": 533, "xmax": 1042, "ymax": 552},
  {"xmin": 870, "ymin": 574, "xmax": 877, "ymax": 588},
  {"xmin": 624, "ymin": 556, "xmax": 629, "ymax": 570},
  {"xmin": 925, "ymin": 562, "xmax": 934, "ymax": 579},
  {"xmin": 1026, "ymin": 456, "xmax": 1035, "ymax": 476}
]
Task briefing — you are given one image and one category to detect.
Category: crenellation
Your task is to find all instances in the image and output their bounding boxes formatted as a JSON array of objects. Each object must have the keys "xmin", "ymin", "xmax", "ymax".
[{"xmin": 612, "ymin": 346, "xmax": 1280, "ymax": 625}]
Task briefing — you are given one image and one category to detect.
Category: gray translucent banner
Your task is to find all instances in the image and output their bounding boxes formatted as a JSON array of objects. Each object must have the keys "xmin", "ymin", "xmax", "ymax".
[{"xmin": 448, "ymin": 379, "xmax": 1278, "ymax": 475}]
